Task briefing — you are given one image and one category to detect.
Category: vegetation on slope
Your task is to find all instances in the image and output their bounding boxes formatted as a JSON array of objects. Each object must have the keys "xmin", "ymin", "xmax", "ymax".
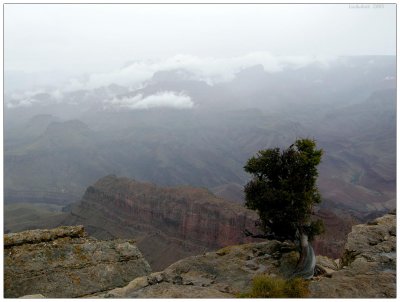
[{"xmin": 238, "ymin": 274, "xmax": 309, "ymax": 298}]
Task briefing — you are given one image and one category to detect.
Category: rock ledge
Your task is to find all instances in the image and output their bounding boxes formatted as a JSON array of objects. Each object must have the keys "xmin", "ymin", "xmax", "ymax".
[{"xmin": 4, "ymin": 226, "xmax": 151, "ymax": 298}]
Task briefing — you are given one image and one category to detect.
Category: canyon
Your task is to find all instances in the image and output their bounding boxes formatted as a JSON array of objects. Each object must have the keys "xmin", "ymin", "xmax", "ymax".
[{"xmin": 56, "ymin": 175, "xmax": 359, "ymax": 269}]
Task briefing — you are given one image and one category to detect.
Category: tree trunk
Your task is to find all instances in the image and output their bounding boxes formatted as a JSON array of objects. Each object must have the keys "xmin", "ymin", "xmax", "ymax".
[{"xmin": 292, "ymin": 232, "xmax": 316, "ymax": 279}]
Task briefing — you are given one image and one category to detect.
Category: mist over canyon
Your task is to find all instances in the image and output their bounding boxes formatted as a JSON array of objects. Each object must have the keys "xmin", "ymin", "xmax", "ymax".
[{"xmin": 4, "ymin": 54, "xmax": 396, "ymax": 269}]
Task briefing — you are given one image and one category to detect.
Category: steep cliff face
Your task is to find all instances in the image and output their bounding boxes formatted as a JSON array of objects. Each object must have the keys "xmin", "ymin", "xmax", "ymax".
[
  {"xmin": 61, "ymin": 175, "xmax": 260, "ymax": 270},
  {"xmin": 4, "ymin": 226, "xmax": 151, "ymax": 298}
]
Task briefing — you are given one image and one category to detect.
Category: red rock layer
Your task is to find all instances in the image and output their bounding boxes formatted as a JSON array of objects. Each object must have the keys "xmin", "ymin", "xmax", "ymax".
[{"xmin": 88, "ymin": 176, "xmax": 259, "ymax": 248}]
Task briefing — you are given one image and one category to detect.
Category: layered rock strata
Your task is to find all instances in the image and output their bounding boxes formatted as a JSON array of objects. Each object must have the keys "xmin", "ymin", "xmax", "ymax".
[
  {"xmin": 4, "ymin": 226, "xmax": 151, "ymax": 298},
  {"xmin": 62, "ymin": 175, "xmax": 260, "ymax": 270}
]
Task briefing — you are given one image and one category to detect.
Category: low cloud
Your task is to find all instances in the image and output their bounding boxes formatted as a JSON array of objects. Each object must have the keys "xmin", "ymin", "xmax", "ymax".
[
  {"xmin": 7, "ymin": 52, "xmax": 337, "ymax": 95},
  {"xmin": 70, "ymin": 52, "xmax": 337, "ymax": 90},
  {"xmin": 50, "ymin": 89, "xmax": 64, "ymax": 101},
  {"xmin": 104, "ymin": 91, "xmax": 194, "ymax": 110},
  {"xmin": 6, "ymin": 98, "xmax": 39, "ymax": 108},
  {"xmin": 7, "ymin": 52, "xmax": 338, "ymax": 96},
  {"xmin": 384, "ymin": 76, "xmax": 395, "ymax": 81},
  {"xmin": 6, "ymin": 87, "xmax": 65, "ymax": 108},
  {"xmin": 10, "ymin": 89, "xmax": 45, "ymax": 100}
]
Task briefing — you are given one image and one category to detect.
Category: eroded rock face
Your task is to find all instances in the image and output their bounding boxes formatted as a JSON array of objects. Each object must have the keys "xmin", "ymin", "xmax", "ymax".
[
  {"xmin": 310, "ymin": 211, "xmax": 396, "ymax": 298},
  {"xmin": 4, "ymin": 226, "xmax": 151, "ymax": 298},
  {"xmin": 62, "ymin": 175, "xmax": 260, "ymax": 270}
]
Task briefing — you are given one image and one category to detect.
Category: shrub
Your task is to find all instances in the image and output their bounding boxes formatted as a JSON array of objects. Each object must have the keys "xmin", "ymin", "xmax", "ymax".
[
  {"xmin": 237, "ymin": 274, "xmax": 309, "ymax": 298},
  {"xmin": 251, "ymin": 274, "xmax": 286, "ymax": 298},
  {"xmin": 284, "ymin": 277, "xmax": 310, "ymax": 298}
]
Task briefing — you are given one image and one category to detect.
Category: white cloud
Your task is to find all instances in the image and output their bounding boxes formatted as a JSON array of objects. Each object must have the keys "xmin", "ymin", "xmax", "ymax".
[
  {"xmin": 104, "ymin": 91, "xmax": 194, "ymax": 110},
  {"xmin": 7, "ymin": 89, "xmax": 46, "ymax": 108},
  {"xmin": 50, "ymin": 89, "xmax": 63, "ymax": 101},
  {"xmin": 7, "ymin": 98, "xmax": 39, "ymax": 108},
  {"xmin": 73, "ymin": 52, "xmax": 337, "ymax": 90},
  {"xmin": 10, "ymin": 89, "xmax": 45, "ymax": 99},
  {"xmin": 6, "ymin": 52, "xmax": 338, "ymax": 96},
  {"xmin": 384, "ymin": 76, "xmax": 395, "ymax": 81},
  {"xmin": 7, "ymin": 88, "xmax": 65, "ymax": 108}
]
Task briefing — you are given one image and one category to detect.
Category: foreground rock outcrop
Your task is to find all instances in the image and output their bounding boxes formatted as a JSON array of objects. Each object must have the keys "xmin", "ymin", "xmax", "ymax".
[
  {"xmin": 4, "ymin": 226, "xmax": 151, "ymax": 298},
  {"xmin": 90, "ymin": 240, "xmax": 299, "ymax": 298},
  {"xmin": 4, "ymin": 211, "xmax": 395, "ymax": 298},
  {"xmin": 91, "ymin": 211, "xmax": 396, "ymax": 298},
  {"xmin": 310, "ymin": 210, "xmax": 396, "ymax": 298}
]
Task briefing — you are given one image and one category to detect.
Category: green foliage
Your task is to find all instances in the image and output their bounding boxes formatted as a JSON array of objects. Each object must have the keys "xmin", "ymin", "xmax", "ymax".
[
  {"xmin": 244, "ymin": 138, "xmax": 323, "ymax": 240},
  {"xmin": 284, "ymin": 277, "xmax": 310, "ymax": 297},
  {"xmin": 251, "ymin": 274, "xmax": 286, "ymax": 298},
  {"xmin": 306, "ymin": 219, "xmax": 325, "ymax": 241},
  {"xmin": 237, "ymin": 274, "xmax": 309, "ymax": 298}
]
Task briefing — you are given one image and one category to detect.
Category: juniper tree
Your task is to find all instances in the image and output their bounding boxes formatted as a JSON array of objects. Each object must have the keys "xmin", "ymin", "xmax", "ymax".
[{"xmin": 244, "ymin": 138, "xmax": 324, "ymax": 278}]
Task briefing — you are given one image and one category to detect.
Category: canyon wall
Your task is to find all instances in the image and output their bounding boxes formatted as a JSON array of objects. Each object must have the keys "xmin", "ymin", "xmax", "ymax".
[{"xmin": 61, "ymin": 175, "xmax": 261, "ymax": 270}]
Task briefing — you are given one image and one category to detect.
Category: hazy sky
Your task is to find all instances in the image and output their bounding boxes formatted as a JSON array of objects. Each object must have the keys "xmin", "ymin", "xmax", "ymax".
[{"xmin": 5, "ymin": 4, "xmax": 396, "ymax": 74}]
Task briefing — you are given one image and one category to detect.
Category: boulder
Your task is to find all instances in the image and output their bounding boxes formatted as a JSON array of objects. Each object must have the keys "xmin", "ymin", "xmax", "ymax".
[
  {"xmin": 4, "ymin": 226, "xmax": 151, "ymax": 298},
  {"xmin": 310, "ymin": 212, "xmax": 396, "ymax": 298}
]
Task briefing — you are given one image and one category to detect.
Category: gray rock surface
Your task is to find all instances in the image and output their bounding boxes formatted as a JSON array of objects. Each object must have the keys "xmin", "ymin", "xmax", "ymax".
[
  {"xmin": 92, "ymin": 211, "xmax": 396, "ymax": 298},
  {"xmin": 4, "ymin": 225, "xmax": 85, "ymax": 247},
  {"xmin": 4, "ymin": 226, "xmax": 151, "ymax": 298},
  {"xmin": 310, "ymin": 211, "xmax": 396, "ymax": 298},
  {"xmin": 19, "ymin": 294, "xmax": 46, "ymax": 298},
  {"xmin": 90, "ymin": 240, "xmax": 299, "ymax": 298}
]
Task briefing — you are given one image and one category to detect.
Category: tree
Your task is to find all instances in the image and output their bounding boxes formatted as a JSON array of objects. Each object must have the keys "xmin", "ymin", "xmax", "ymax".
[{"xmin": 243, "ymin": 138, "xmax": 324, "ymax": 278}]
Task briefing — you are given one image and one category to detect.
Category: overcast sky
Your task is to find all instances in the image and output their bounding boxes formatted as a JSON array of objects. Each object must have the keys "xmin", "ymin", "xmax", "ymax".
[{"xmin": 5, "ymin": 3, "xmax": 396, "ymax": 74}]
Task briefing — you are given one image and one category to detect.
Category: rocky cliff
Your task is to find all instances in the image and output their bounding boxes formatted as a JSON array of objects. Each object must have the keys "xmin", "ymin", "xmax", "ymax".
[
  {"xmin": 61, "ymin": 175, "xmax": 260, "ymax": 270},
  {"xmin": 4, "ymin": 226, "xmax": 151, "ymax": 298}
]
